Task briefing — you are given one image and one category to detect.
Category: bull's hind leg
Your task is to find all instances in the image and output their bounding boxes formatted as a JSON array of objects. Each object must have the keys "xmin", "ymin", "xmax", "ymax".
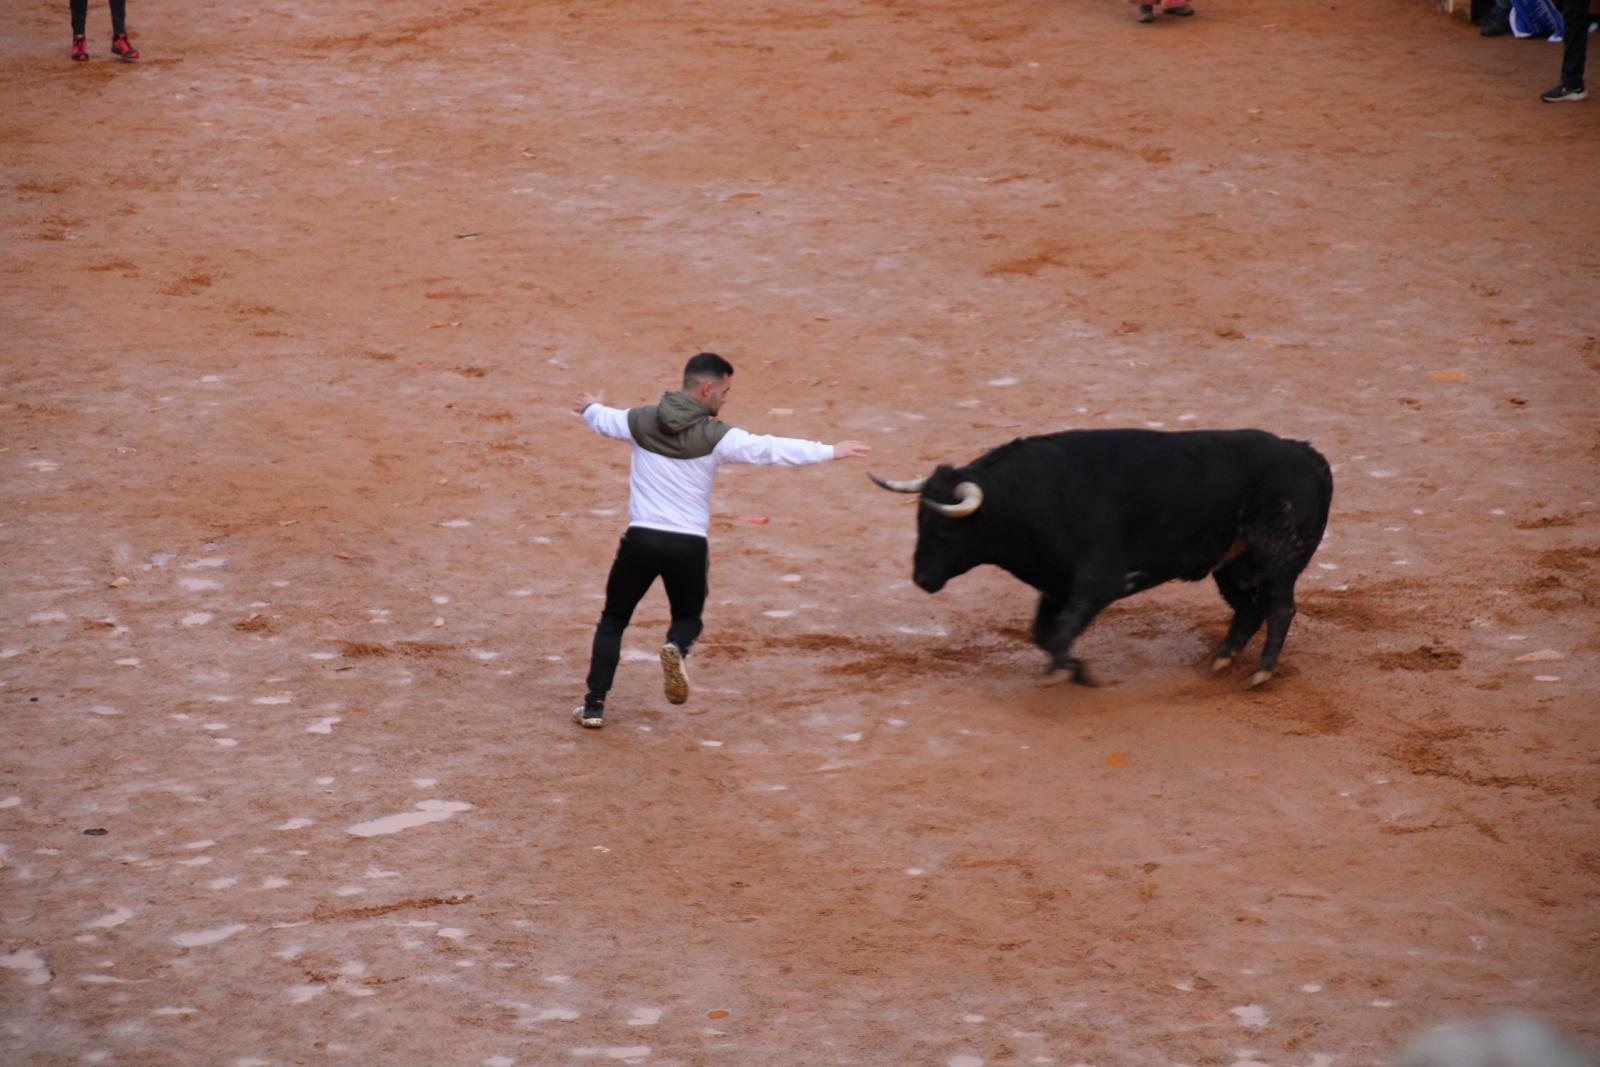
[
  {"xmin": 1236, "ymin": 450, "xmax": 1332, "ymax": 688},
  {"xmin": 1240, "ymin": 526, "xmax": 1322, "ymax": 687},
  {"xmin": 1210, "ymin": 557, "xmax": 1265, "ymax": 674},
  {"xmin": 1249, "ymin": 573, "xmax": 1299, "ymax": 688}
]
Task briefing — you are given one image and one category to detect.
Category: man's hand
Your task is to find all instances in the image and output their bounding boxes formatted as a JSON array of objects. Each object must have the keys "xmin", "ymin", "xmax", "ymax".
[
  {"xmin": 575, "ymin": 392, "xmax": 605, "ymax": 415},
  {"xmin": 832, "ymin": 440, "xmax": 871, "ymax": 460}
]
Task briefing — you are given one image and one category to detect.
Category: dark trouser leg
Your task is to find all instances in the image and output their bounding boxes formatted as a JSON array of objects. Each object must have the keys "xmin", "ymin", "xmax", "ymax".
[
  {"xmin": 583, "ymin": 530, "xmax": 662, "ymax": 706},
  {"xmin": 109, "ymin": 0, "xmax": 126, "ymax": 34},
  {"xmin": 72, "ymin": 0, "xmax": 89, "ymax": 34},
  {"xmin": 657, "ymin": 533, "xmax": 709, "ymax": 655},
  {"xmin": 1562, "ymin": 0, "xmax": 1591, "ymax": 88}
]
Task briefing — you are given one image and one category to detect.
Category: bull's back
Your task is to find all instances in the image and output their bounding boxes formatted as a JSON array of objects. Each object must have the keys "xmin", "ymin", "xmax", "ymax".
[
  {"xmin": 1029, "ymin": 427, "xmax": 1317, "ymax": 506},
  {"xmin": 996, "ymin": 429, "xmax": 1329, "ymax": 580}
]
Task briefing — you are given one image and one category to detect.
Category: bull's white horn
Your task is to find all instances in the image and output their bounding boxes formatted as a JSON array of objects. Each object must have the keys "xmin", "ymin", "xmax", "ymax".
[
  {"xmin": 869, "ymin": 473, "xmax": 928, "ymax": 494},
  {"xmin": 930, "ymin": 481, "xmax": 982, "ymax": 518}
]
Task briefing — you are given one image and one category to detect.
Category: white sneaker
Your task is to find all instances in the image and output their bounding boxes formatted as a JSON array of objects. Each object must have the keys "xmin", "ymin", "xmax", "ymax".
[
  {"xmin": 660, "ymin": 644, "xmax": 689, "ymax": 705},
  {"xmin": 572, "ymin": 705, "xmax": 604, "ymax": 729}
]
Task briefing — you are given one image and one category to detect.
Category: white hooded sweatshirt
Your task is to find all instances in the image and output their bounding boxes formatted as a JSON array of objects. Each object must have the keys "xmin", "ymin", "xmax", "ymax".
[{"xmin": 582, "ymin": 402, "xmax": 836, "ymax": 538}]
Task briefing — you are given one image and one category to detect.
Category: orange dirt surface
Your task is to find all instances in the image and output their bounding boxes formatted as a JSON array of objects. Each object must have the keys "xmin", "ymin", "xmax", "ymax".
[{"xmin": 3, "ymin": 1, "xmax": 1598, "ymax": 1065}]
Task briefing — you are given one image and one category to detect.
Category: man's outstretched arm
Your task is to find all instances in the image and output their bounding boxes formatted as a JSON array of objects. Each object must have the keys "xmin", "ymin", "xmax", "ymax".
[
  {"xmin": 716, "ymin": 428, "xmax": 870, "ymax": 467},
  {"xmin": 575, "ymin": 392, "xmax": 632, "ymax": 441}
]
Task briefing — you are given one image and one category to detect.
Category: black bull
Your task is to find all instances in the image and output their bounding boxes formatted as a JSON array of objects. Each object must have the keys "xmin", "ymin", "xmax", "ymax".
[{"xmin": 871, "ymin": 428, "xmax": 1334, "ymax": 688}]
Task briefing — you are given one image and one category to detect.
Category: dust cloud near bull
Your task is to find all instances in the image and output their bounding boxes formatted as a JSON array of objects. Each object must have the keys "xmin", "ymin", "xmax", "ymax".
[{"xmin": 872, "ymin": 428, "xmax": 1334, "ymax": 687}]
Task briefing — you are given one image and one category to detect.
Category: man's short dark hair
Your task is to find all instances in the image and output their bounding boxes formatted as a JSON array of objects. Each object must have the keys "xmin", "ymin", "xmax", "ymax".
[{"xmin": 683, "ymin": 351, "xmax": 734, "ymax": 387}]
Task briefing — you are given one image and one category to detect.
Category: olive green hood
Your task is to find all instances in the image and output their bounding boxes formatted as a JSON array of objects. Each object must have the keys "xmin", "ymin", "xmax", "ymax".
[{"xmin": 627, "ymin": 391, "xmax": 732, "ymax": 460}]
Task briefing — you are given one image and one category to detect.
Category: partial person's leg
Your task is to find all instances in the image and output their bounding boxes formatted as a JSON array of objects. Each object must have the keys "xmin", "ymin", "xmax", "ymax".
[
  {"xmin": 1481, "ymin": 0, "xmax": 1514, "ymax": 34},
  {"xmin": 582, "ymin": 530, "xmax": 661, "ymax": 708},
  {"xmin": 659, "ymin": 533, "xmax": 709, "ymax": 656},
  {"xmin": 1562, "ymin": 0, "xmax": 1591, "ymax": 88},
  {"xmin": 108, "ymin": 0, "xmax": 138, "ymax": 59},
  {"xmin": 657, "ymin": 531, "xmax": 708, "ymax": 706},
  {"xmin": 70, "ymin": 0, "xmax": 89, "ymax": 59}
]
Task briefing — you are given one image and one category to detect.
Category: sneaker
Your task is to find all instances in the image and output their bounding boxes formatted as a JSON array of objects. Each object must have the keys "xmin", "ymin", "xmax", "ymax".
[
  {"xmin": 1166, "ymin": 4, "xmax": 1196, "ymax": 14},
  {"xmin": 1136, "ymin": 4, "xmax": 1156, "ymax": 21},
  {"xmin": 71, "ymin": 34, "xmax": 88, "ymax": 61},
  {"xmin": 660, "ymin": 643, "xmax": 689, "ymax": 705},
  {"xmin": 1540, "ymin": 84, "xmax": 1588, "ymax": 102},
  {"xmin": 111, "ymin": 33, "xmax": 139, "ymax": 62},
  {"xmin": 572, "ymin": 703, "xmax": 604, "ymax": 729}
]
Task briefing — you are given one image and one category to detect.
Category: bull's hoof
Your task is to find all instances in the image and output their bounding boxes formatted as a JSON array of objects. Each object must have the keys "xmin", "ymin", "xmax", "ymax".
[
  {"xmin": 1246, "ymin": 669, "xmax": 1274, "ymax": 689},
  {"xmin": 1210, "ymin": 655, "xmax": 1234, "ymax": 673},
  {"xmin": 1042, "ymin": 658, "xmax": 1103, "ymax": 687}
]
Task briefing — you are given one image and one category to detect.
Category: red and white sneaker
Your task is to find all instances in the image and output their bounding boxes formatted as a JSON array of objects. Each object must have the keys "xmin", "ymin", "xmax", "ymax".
[
  {"xmin": 111, "ymin": 33, "xmax": 139, "ymax": 62},
  {"xmin": 71, "ymin": 34, "xmax": 89, "ymax": 61}
]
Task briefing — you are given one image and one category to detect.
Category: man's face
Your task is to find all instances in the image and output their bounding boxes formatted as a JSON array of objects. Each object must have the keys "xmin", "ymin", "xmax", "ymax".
[{"xmin": 695, "ymin": 374, "xmax": 732, "ymax": 414}]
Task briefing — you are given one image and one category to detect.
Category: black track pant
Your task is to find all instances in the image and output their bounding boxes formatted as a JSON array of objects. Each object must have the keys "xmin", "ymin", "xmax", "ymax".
[
  {"xmin": 1561, "ymin": 0, "xmax": 1591, "ymax": 89},
  {"xmin": 72, "ymin": 0, "xmax": 127, "ymax": 35},
  {"xmin": 584, "ymin": 527, "xmax": 708, "ymax": 706}
]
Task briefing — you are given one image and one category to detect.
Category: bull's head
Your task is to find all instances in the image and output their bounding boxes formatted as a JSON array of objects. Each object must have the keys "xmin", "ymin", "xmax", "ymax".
[{"xmin": 870, "ymin": 467, "xmax": 986, "ymax": 593}]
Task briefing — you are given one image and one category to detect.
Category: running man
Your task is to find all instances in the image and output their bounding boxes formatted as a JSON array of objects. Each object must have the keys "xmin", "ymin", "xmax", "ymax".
[{"xmin": 571, "ymin": 352, "xmax": 870, "ymax": 729}]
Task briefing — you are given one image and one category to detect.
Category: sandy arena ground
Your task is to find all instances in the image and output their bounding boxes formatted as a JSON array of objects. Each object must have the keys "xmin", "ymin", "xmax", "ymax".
[{"xmin": 3, "ymin": 1, "xmax": 1599, "ymax": 1064}]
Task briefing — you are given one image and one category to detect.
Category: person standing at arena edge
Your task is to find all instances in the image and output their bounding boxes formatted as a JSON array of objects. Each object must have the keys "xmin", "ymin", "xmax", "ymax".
[
  {"xmin": 1542, "ymin": 0, "xmax": 1592, "ymax": 102},
  {"xmin": 571, "ymin": 352, "xmax": 870, "ymax": 729},
  {"xmin": 71, "ymin": 0, "xmax": 139, "ymax": 62},
  {"xmin": 1133, "ymin": 0, "xmax": 1195, "ymax": 24}
]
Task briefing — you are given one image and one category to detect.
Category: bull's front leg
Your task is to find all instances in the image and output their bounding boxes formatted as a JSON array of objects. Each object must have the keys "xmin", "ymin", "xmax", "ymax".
[{"xmin": 1033, "ymin": 581, "xmax": 1118, "ymax": 687}]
